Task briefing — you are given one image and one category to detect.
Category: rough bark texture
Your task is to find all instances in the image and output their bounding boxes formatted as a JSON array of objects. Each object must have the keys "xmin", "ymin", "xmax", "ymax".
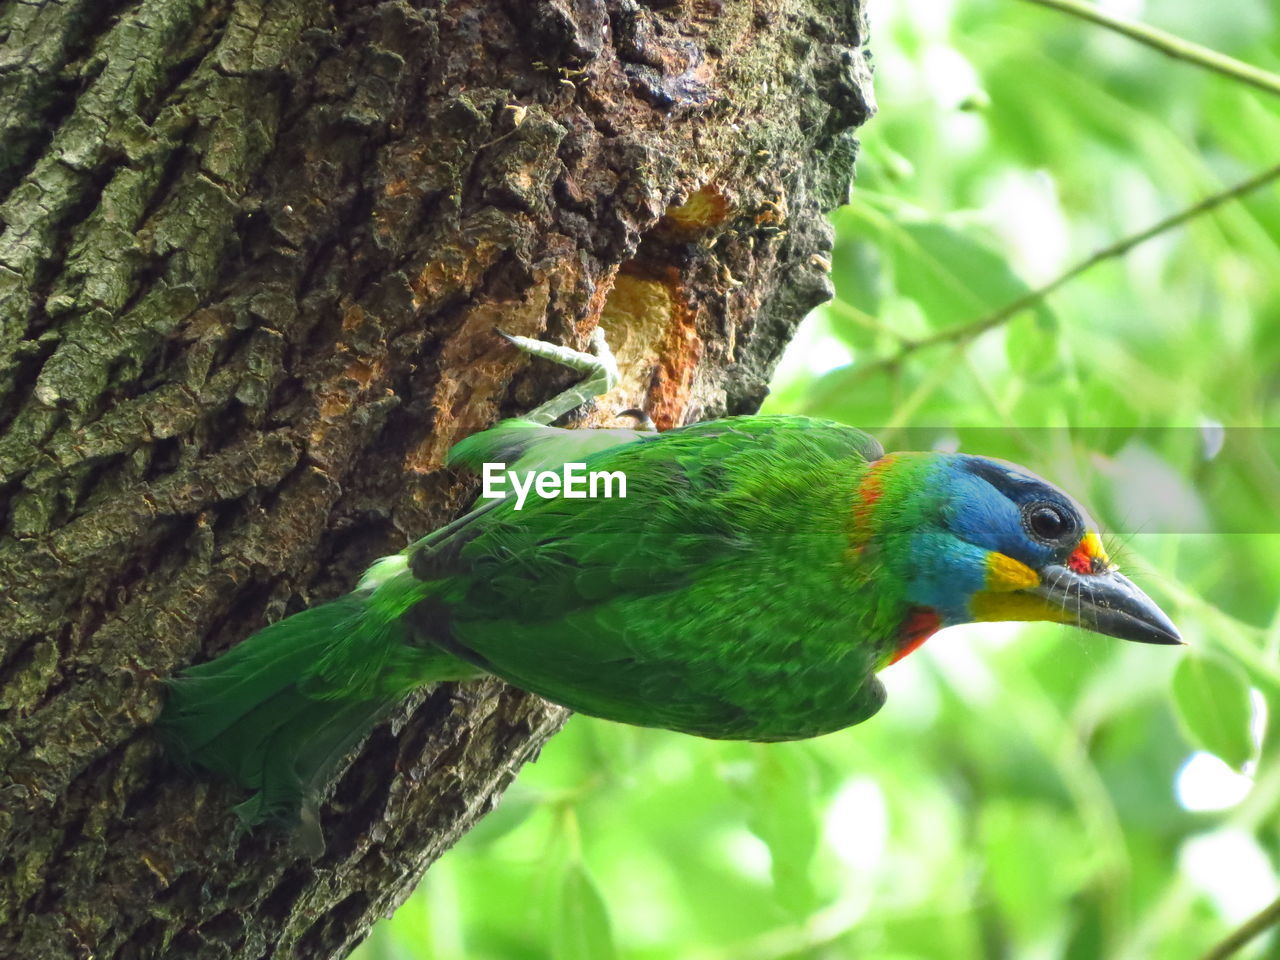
[{"xmin": 0, "ymin": 1, "xmax": 873, "ymax": 956}]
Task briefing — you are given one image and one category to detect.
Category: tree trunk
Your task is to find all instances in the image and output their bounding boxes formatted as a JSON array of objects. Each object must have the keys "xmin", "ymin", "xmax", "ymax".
[{"xmin": 0, "ymin": 1, "xmax": 872, "ymax": 956}]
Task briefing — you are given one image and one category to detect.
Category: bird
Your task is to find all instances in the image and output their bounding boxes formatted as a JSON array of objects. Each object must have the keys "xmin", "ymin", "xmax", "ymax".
[{"xmin": 159, "ymin": 328, "xmax": 1181, "ymax": 846}]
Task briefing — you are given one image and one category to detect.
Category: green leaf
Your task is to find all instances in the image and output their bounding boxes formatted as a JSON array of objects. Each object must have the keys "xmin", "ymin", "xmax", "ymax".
[
  {"xmin": 459, "ymin": 784, "xmax": 539, "ymax": 847},
  {"xmin": 829, "ymin": 208, "xmax": 885, "ymax": 321},
  {"xmin": 980, "ymin": 801, "xmax": 1089, "ymax": 945},
  {"xmin": 743, "ymin": 746, "xmax": 820, "ymax": 915},
  {"xmin": 894, "ymin": 220, "xmax": 1037, "ymax": 328},
  {"xmin": 551, "ymin": 861, "xmax": 619, "ymax": 960},
  {"xmin": 846, "ymin": 207, "xmax": 1056, "ymax": 335},
  {"xmin": 1005, "ymin": 310, "xmax": 1062, "ymax": 377},
  {"xmin": 1171, "ymin": 654, "xmax": 1255, "ymax": 770}
]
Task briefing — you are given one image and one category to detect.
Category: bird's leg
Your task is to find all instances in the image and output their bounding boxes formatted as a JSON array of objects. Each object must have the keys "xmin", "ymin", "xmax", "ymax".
[{"xmin": 497, "ymin": 326, "xmax": 620, "ymax": 425}]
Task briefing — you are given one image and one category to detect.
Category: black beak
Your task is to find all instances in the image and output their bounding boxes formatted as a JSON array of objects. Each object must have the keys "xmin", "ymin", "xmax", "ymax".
[{"xmin": 1032, "ymin": 566, "xmax": 1183, "ymax": 645}]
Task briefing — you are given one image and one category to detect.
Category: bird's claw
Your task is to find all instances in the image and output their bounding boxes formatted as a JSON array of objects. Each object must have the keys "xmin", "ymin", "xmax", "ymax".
[
  {"xmin": 496, "ymin": 325, "xmax": 620, "ymax": 425},
  {"xmin": 617, "ymin": 408, "xmax": 657, "ymax": 432}
]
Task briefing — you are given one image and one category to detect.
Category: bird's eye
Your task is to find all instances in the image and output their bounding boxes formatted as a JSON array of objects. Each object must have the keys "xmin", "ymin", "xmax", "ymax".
[{"xmin": 1025, "ymin": 502, "xmax": 1074, "ymax": 543}]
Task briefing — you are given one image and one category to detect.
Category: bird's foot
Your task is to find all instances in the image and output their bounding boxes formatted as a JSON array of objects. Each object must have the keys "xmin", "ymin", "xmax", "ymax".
[
  {"xmin": 497, "ymin": 326, "xmax": 620, "ymax": 425},
  {"xmin": 616, "ymin": 407, "xmax": 658, "ymax": 432}
]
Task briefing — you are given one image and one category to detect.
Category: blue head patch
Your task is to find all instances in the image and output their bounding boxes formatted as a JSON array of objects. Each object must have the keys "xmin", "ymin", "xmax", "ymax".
[{"xmin": 903, "ymin": 454, "xmax": 1095, "ymax": 622}]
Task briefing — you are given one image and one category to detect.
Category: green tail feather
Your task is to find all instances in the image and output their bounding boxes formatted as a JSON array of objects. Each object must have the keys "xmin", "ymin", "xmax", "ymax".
[{"xmin": 159, "ymin": 592, "xmax": 462, "ymax": 837}]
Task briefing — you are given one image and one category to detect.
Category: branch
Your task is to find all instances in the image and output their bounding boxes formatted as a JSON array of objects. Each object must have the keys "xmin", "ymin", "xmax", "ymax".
[
  {"xmin": 1200, "ymin": 892, "xmax": 1280, "ymax": 960},
  {"xmin": 1015, "ymin": 0, "xmax": 1280, "ymax": 99},
  {"xmin": 878, "ymin": 160, "xmax": 1280, "ymax": 365}
]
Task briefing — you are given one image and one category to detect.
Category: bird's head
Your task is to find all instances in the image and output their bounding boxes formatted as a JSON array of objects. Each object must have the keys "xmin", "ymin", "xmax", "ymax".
[{"xmin": 871, "ymin": 452, "xmax": 1182, "ymax": 652}]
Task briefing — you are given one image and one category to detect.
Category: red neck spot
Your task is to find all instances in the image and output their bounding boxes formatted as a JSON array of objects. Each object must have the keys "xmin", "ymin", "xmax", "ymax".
[{"xmin": 889, "ymin": 608, "xmax": 942, "ymax": 665}]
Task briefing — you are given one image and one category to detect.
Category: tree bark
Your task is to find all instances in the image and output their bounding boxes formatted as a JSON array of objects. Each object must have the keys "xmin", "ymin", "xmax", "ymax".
[{"xmin": 0, "ymin": 1, "xmax": 872, "ymax": 956}]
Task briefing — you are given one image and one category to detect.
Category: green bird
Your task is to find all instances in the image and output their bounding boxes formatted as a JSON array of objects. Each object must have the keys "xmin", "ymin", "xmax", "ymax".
[{"xmin": 160, "ymin": 330, "xmax": 1181, "ymax": 842}]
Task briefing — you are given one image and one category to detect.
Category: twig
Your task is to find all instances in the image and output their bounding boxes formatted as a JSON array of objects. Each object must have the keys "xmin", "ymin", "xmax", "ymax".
[
  {"xmin": 879, "ymin": 161, "xmax": 1280, "ymax": 364},
  {"xmin": 1016, "ymin": 0, "xmax": 1280, "ymax": 99},
  {"xmin": 1200, "ymin": 892, "xmax": 1280, "ymax": 959}
]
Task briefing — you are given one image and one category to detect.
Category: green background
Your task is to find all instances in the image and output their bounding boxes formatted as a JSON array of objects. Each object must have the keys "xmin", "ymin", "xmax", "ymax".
[{"xmin": 357, "ymin": 1, "xmax": 1280, "ymax": 956}]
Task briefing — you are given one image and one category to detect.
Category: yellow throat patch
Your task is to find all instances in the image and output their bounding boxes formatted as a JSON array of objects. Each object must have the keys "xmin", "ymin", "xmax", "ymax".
[{"xmin": 970, "ymin": 551, "xmax": 1075, "ymax": 625}]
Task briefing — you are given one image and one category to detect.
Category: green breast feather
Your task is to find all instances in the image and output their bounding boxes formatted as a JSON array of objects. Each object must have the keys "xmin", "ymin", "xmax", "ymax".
[{"xmin": 416, "ymin": 415, "xmax": 894, "ymax": 741}]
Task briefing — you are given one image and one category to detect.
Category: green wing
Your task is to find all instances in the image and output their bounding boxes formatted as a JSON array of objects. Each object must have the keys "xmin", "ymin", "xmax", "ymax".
[{"xmin": 417, "ymin": 415, "xmax": 890, "ymax": 741}]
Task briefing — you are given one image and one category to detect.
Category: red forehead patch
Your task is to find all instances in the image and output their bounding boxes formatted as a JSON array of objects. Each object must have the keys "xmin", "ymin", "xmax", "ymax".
[
  {"xmin": 1067, "ymin": 533, "xmax": 1107, "ymax": 575},
  {"xmin": 1067, "ymin": 544, "xmax": 1092, "ymax": 574}
]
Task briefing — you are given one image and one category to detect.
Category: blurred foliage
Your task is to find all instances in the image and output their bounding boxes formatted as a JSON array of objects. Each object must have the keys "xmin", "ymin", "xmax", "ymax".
[{"xmin": 356, "ymin": 1, "xmax": 1280, "ymax": 957}]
